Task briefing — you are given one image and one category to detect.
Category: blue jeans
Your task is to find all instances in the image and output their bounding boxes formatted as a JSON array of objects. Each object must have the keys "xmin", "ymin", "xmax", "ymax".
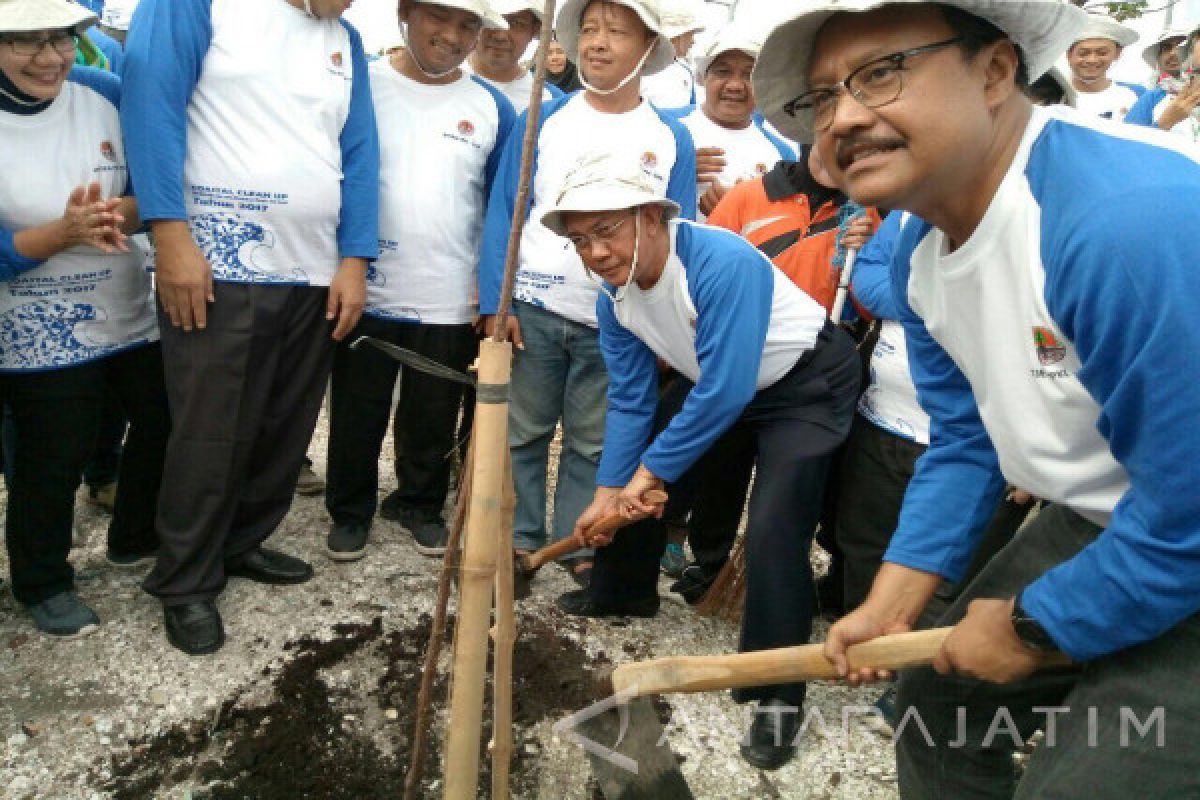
[{"xmin": 509, "ymin": 301, "xmax": 607, "ymax": 556}]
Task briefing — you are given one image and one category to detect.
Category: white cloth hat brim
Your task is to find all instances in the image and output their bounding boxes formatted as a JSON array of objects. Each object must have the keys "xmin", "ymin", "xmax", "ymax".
[
  {"xmin": 416, "ymin": 0, "xmax": 508, "ymax": 30},
  {"xmin": 542, "ymin": 192, "xmax": 680, "ymax": 236},
  {"xmin": 556, "ymin": 0, "xmax": 676, "ymax": 75},
  {"xmin": 0, "ymin": 0, "xmax": 97, "ymax": 34},
  {"xmin": 694, "ymin": 30, "xmax": 761, "ymax": 78},
  {"xmin": 754, "ymin": 0, "xmax": 1088, "ymax": 143},
  {"xmin": 1141, "ymin": 28, "xmax": 1190, "ymax": 70},
  {"xmin": 1072, "ymin": 15, "xmax": 1139, "ymax": 48},
  {"xmin": 491, "ymin": 0, "xmax": 544, "ymax": 24}
]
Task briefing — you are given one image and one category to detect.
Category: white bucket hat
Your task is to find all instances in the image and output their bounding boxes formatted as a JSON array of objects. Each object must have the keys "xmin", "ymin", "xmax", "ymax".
[
  {"xmin": 541, "ymin": 152, "xmax": 679, "ymax": 236},
  {"xmin": 555, "ymin": 0, "xmax": 676, "ymax": 75},
  {"xmin": 694, "ymin": 26, "xmax": 761, "ymax": 78},
  {"xmin": 1071, "ymin": 13, "xmax": 1139, "ymax": 49},
  {"xmin": 753, "ymin": 0, "xmax": 1088, "ymax": 143},
  {"xmin": 0, "ymin": 0, "xmax": 97, "ymax": 34},
  {"xmin": 100, "ymin": 0, "xmax": 139, "ymax": 32},
  {"xmin": 491, "ymin": 0, "xmax": 545, "ymax": 24},
  {"xmin": 660, "ymin": 0, "xmax": 704, "ymax": 39},
  {"xmin": 1142, "ymin": 26, "xmax": 1191, "ymax": 70},
  {"xmin": 414, "ymin": 0, "xmax": 508, "ymax": 30}
]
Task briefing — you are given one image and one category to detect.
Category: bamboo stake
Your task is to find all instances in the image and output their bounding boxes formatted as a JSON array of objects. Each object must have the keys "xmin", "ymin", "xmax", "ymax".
[
  {"xmin": 403, "ymin": 438, "xmax": 476, "ymax": 800},
  {"xmin": 443, "ymin": 341, "xmax": 512, "ymax": 799},
  {"xmin": 490, "ymin": 452, "xmax": 518, "ymax": 800}
]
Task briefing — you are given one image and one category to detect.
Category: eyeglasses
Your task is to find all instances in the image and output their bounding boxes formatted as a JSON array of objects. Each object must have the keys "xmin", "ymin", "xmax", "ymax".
[
  {"xmin": 565, "ymin": 213, "xmax": 631, "ymax": 254},
  {"xmin": 783, "ymin": 37, "xmax": 963, "ymax": 133},
  {"xmin": 2, "ymin": 32, "xmax": 77, "ymax": 58}
]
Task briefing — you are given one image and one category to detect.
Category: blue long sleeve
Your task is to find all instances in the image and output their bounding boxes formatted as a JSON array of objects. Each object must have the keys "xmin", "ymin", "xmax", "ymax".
[
  {"xmin": 659, "ymin": 112, "xmax": 698, "ymax": 221},
  {"xmin": 335, "ymin": 22, "xmax": 380, "ymax": 261},
  {"xmin": 1019, "ymin": 188, "xmax": 1200, "ymax": 661},
  {"xmin": 469, "ymin": 75, "xmax": 517, "ymax": 197},
  {"xmin": 118, "ymin": 0, "xmax": 211, "ymax": 223},
  {"xmin": 595, "ymin": 297, "xmax": 660, "ymax": 486},
  {"xmin": 849, "ymin": 211, "xmax": 902, "ymax": 320},
  {"xmin": 1124, "ymin": 87, "xmax": 1166, "ymax": 127},
  {"xmin": 0, "ymin": 228, "xmax": 43, "ymax": 281},
  {"xmin": 883, "ymin": 220, "xmax": 1007, "ymax": 580},
  {"xmin": 639, "ymin": 226, "xmax": 771, "ymax": 482}
]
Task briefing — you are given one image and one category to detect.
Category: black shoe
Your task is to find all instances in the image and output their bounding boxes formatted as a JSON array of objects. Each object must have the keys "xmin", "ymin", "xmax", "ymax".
[
  {"xmin": 105, "ymin": 547, "xmax": 157, "ymax": 569},
  {"xmin": 740, "ymin": 698, "xmax": 801, "ymax": 770},
  {"xmin": 225, "ymin": 546, "xmax": 314, "ymax": 585},
  {"xmin": 669, "ymin": 564, "xmax": 718, "ymax": 605},
  {"xmin": 390, "ymin": 505, "xmax": 448, "ymax": 557},
  {"xmin": 556, "ymin": 588, "xmax": 659, "ymax": 619},
  {"xmin": 164, "ymin": 601, "xmax": 224, "ymax": 655},
  {"xmin": 378, "ymin": 489, "xmax": 405, "ymax": 522},
  {"xmin": 325, "ymin": 523, "xmax": 369, "ymax": 562}
]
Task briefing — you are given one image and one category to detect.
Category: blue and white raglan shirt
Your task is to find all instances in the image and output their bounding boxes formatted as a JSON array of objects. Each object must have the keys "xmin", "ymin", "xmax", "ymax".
[
  {"xmin": 119, "ymin": 0, "xmax": 379, "ymax": 287},
  {"xmin": 1073, "ymin": 82, "xmax": 1141, "ymax": 120},
  {"xmin": 642, "ymin": 58, "xmax": 696, "ymax": 108},
  {"xmin": 367, "ymin": 65, "xmax": 514, "ymax": 324},
  {"xmin": 669, "ymin": 107, "xmax": 794, "ymax": 220},
  {"xmin": 596, "ymin": 220, "xmax": 826, "ymax": 486},
  {"xmin": 885, "ymin": 104, "xmax": 1200, "ymax": 661},
  {"xmin": 479, "ymin": 94, "xmax": 696, "ymax": 327},
  {"xmin": 1126, "ymin": 87, "xmax": 1200, "ymax": 143},
  {"xmin": 463, "ymin": 64, "xmax": 562, "ymax": 114},
  {"xmin": 849, "ymin": 212, "xmax": 930, "ymax": 446},
  {"xmin": 0, "ymin": 67, "xmax": 157, "ymax": 372}
]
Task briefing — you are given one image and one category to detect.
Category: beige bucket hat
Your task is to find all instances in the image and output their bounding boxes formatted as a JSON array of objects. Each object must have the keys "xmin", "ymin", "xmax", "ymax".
[{"xmin": 0, "ymin": 0, "xmax": 97, "ymax": 34}]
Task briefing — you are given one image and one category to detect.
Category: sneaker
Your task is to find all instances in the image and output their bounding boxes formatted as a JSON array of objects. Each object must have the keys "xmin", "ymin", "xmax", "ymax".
[
  {"xmin": 294, "ymin": 463, "xmax": 326, "ymax": 496},
  {"xmin": 556, "ymin": 588, "xmax": 659, "ymax": 619},
  {"xmin": 86, "ymin": 482, "xmax": 117, "ymax": 513},
  {"xmin": 660, "ymin": 543, "xmax": 687, "ymax": 579},
  {"xmin": 669, "ymin": 564, "xmax": 718, "ymax": 606},
  {"xmin": 325, "ymin": 523, "xmax": 370, "ymax": 562},
  {"xmin": 24, "ymin": 591, "xmax": 100, "ymax": 637},
  {"xmin": 391, "ymin": 505, "xmax": 448, "ymax": 557},
  {"xmin": 105, "ymin": 548, "xmax": 157, "ymax": 569}
]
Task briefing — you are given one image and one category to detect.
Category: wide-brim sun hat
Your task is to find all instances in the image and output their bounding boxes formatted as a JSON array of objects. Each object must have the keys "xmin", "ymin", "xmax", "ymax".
[
  {"xmin": 555, "ymin": 0, "xmax": 676, "ymax": 75},
  {"xmin": 416, "ymin": 0, "xmax": 508, "ymax": 30},
  {"xmin": 1142, "ymin": 27, "xmax": 1191, "ymax": 70},
  {"xmin": 492, "ymin": 0, "xmax": 545, "ymax": 24},
  {"xmin": 541, "ymin": 152, "xmax": 680, "ymax": 236},
  {"xmin": 754, "ymin": 0, "xmax": 1089, "ymax": 143},
  {"xmin": 660, "ymin": 0, "xmax": 704, "ymax": 39},
  {"xmin": 1071, "ymin": 13, "xmax": 1139, "ymax": 48},
  {"xmin": 694, "ymin": 25, "xmax": 761, "ymax": 77},
  {"xmin": 99, "ymin": 0, "xmax": 139, "ymax": 32},
  {"xmin": 0, "ymin": 0, "xmax": 98, "ymax": 34}
]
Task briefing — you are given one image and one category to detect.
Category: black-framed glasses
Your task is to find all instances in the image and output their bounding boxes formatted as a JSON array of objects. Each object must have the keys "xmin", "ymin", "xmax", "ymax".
[
  {"xmin": 2, "ymin": 31, "xmax": 77, "ymax": 58},
  {"xmin": 565, "ymin": 212, "xmax": 632, "ymax": 254},
  {"xmin": 784, "ymin": 37, "xmax": 963, "ymax": 133}
]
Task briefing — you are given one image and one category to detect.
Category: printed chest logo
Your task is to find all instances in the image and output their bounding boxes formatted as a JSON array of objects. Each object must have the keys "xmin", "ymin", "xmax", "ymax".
[
  {"xmin": 641, "ymin": 151, "xmax": 658, "ymax": 169},
  {"xmin": 100, "ymin": 141, "xmax": 117, "ymax": 163},
  {"xmin": 331, "ymin": 52, "xmax": 343, "ymax": 68},
  {"xmin": 1033, "ymin": 326, "xmax": 1066, "ymax": 366},
  {"xmin": 443, "ymin": 119, "xmax": 482, "ymax": 149},
  {"xmin": 458, "ymin": 119, "xmax": 476, "ymax": 136}
]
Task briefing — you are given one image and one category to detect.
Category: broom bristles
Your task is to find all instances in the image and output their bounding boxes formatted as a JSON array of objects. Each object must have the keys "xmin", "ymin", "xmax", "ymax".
[{"xmin": 696, "ymin": 533, "xmax": 746, "ymax": 622}]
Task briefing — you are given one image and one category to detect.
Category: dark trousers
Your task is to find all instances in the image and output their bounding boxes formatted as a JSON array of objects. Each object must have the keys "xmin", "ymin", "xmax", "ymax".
[
  {"xmin": 326, "ymin": 316, "xmax": 476, "ymax": 526},
  {"xmin": 146, "ymin": 283, "xmax": 334, "ymax": 605},
  {"xmin": 895, "ymin": 504, "xmax": 1200, "ymax": 799},
  {"xmin": 82, "ymin": 390, "xmax": 127, "ymax": 488},
  {"xmin": 592, "ymin": 324, "xmax": 861, "ymax": 706},
  {"xmin": 835, "ymin": 416, "xmax": 1035, "ymax": 612},
  {"xmin": 2, "ymin": 343, "xmax": 170, "ymax": 604}
]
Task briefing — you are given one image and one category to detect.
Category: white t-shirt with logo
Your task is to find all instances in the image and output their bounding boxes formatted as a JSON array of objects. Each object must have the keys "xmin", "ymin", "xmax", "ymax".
[
  {"xmin": 1073, "ymin": 82, "xmax": 1140, "ymax": 120},
  {"xmin": 677, "ymin": 108, "xmax": 788, "ymax": 218},
  {"xmin": 642, "ymin": 59, "xmax": 695, "ymax": 109},
  {"xmin": 0, "ymin": 69, "xmax": 156, "ymax": 372},
  {"xmin": 515, "ymin": 97, "xmax": 680, "ymax": 326},
  {"xmin": 367, "ymin": 64, "xmax": 513, "ymax": 324}
]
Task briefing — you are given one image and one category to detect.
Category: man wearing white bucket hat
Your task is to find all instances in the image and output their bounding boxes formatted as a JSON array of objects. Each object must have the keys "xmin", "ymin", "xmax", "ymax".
[
  {"xmin": 466, "ymin": 0, "xmax": 562, "ymax": 112},
  {"xmin": 1141, "ymin": 26, "xmax": 1190, "ymax": 81},
  {"xmin": 667, "ymin": 27, "xmax": 795, "ymax": 218},
  {"xmin": 1066, "ymin": 13, "xmax": 1143, "ymax": 119},
  {"xmin": 478, "ymin": 0, "xmax": 695, "ymax": 586},
  {"xmin": 1127, "ymin": 24, "xmax": 1200, "ymax": 141},
  {"xmin": 324, "ymin": 0, "xmax": 515, "ymax": 562},
  {"xmin": 120, "ymin": 0, "xmax": 380, "ymax": 655},
  {"xmin": 755, "ymin": 1, "xmax": 1200, "ymax": 796},
  {"xmin": 640, "ymin": 0, "xmax": 702, "ymax": 107},
  {"xmin": 545, "ymin": 151, "xmax": 859, "ymax": 769}
]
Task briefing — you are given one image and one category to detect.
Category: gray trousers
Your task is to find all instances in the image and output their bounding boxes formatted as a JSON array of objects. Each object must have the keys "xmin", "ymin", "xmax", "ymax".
[
  {"xmin": 145, "ymin": 283, "xmax": 335, "ymax": 605},
  {"xmin": 896, "ymin": 503, "xmax": 1200, "ymax": 799}
]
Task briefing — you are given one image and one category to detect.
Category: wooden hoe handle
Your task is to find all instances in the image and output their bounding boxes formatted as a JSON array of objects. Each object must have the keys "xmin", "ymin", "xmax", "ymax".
[
  {"xmin": 610, "ymin": 628, "xmax": 1071, "ymax": 697},
  {"xmin": 523, "ymin": 489, "xmax": 668, "ymax": 571}
]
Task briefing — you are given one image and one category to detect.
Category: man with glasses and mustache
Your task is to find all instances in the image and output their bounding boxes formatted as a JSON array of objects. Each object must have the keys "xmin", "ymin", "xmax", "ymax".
[
  {"xmin": 120, "ymin": 0, "xmax": 379, "ymax": 655},
  {"xmin": 754, "ymin": 1, "xmax": 1200, "ymax": 796}
]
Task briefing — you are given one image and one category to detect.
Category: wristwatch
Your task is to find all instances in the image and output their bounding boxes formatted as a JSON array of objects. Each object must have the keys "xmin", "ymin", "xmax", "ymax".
[{"xmin": 1011, "ymin": 592, "xmax": 1059, "ymax": 653}]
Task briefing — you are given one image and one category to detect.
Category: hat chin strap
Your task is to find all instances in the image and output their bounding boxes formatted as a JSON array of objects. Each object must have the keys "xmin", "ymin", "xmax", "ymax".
[
  {"xmin": 302, "ymin": 0, "xmax": 317, "ymax": 17},
  {"xmin": 613, "ymin": 212, "xmax": 642, "ymax": 304},
  {"xmin": 579, "ymin": 42, "xmax": 655, "ymax": 97}
]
